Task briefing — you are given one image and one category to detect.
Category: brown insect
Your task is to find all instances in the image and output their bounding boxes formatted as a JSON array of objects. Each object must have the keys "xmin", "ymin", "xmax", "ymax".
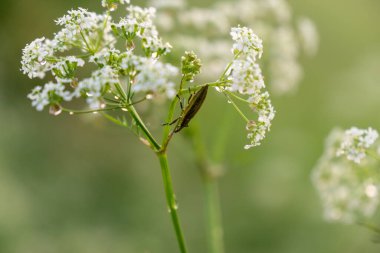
[{"xmin": 169, "ymin": 85, "xmax": 209, "ymax": 133}]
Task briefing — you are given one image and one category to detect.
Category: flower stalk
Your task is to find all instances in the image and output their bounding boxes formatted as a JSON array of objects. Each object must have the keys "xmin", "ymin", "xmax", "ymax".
[
  {"xmin": 157, "ymin": 152, "xmax": 188, "ymax": 253},
  {"xmin": 188, "ymin": 125, "xmax": 225, "ymax": 253}
]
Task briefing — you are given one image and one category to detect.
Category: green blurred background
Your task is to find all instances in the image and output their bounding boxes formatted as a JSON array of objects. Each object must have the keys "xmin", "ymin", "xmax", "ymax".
[{"xmin": 1, "ymin": 0, "xmax": 380, "ymax": 252}]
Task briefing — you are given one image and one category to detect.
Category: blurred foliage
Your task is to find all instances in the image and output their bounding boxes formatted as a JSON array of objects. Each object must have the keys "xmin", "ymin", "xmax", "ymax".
[{"xmin": 1, "ymin": 0, "xmax": 380, "ymax": 252}]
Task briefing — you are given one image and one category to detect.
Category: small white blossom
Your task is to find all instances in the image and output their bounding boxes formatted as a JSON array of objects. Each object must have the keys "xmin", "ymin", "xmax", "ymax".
[
  {"xmin": 245, "ymin": 92, "xmax": 275, "ymax": 149},
  {"xmin": 21, "ymin": 37, "xmax": 55, "ymax": 79},
  {"xmin": 112, "ymin": 5, "xmax": 171, "ymax": 56},
  {"xmin": 55, "ymin": 8, "xmax": 113, "ymax": 52},
  {"xmin": 132, "ymin": 57, "xmax": 178, "ymax": 98},
  {"xmin": 336, "ymin": 127, "xmax": 379, "ymax": 164},
  {"xmin": 27, "ymin": 82, "xmax": 72, "ymax": 111},
  {"xmin": 227, "ymin": 57, "xmax": 265, "ymax": 95},
  {"xmin": 230, "ymin": 26, "xmax": 263, "ymax": 59},
  {"xmin": 75, "ymin": 66, "xmax": 119, "ymax": 109}
]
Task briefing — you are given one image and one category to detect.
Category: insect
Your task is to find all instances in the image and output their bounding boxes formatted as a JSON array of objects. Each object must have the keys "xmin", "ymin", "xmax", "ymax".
[{"xmin": 167, "ymin": 85, "xmax": 209, "ymax": 133}]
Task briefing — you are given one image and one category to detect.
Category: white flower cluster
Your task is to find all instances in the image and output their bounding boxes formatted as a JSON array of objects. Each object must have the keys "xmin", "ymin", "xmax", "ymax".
[
  {"xmin": 228, "ymin": 57, "xmax": 264, "ymax": 95},
  {"xmin": 230, "ymin": 26, "xmax": 263, "ymax": 60},
  {"xmin": 227, "ymin": 27, "xmax": 275, "ymax": 149},
  {"xmin": 112, "ymin": 5, "xmax": 172, "ymax": 57},
  {"xmin": 27, "ymin": 82, "xmax": 72, "ymax": 111},
  {"xmin": 154, "ymin": 0, "xmax": 318, "ymax": 94},
  {"xmin": 312, "ymin": 128, "xmax": 380, "ymax": 223},
  {"xmin": 131, "ymin": 56, "xmax": 178, "ymax": 98},
  {"xmin": 336, "ymin": 127, "xmax": 379, "ymax": 164},
  {"xmin": 21, "ymin": 37, "xmax": 55, "ymax": 79},
  {"xmin": 55, "ymin": 8, "xmax": 113, "ymax": 51},
  {"xmin": 74, "ymin": 66, "xmax": 119, "ymax": 109},
  {"xmin": 22, "ymin": 2, "xmax": 177, "ymax": 113}
]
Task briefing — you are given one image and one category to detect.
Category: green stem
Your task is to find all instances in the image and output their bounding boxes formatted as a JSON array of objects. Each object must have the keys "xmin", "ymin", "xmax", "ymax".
[
  {"xmin": 62, "ymin": 106, "xmax": 122, "ymax": 115},
  {"xmin": 79, "ymin": 29, "xmax": 94, "ymax": 54},
  {"xmin": 98, "ymin": 81, "xmax": 187, "ymax": 252},
  {"xmin": 188, "ymin": 125, "xmax": 225, "ymax": 253},
  {"xmin": 127, "ymin": 105, "xmax": 161, "ymax": 151},
  {"xmin": 157, "ymin": 152, "xmax": 188, "ymax": 253},
  {"xmin": 223, "ymin": 93, "xmax": 249, "ymax": 122},
  {"xmin": 204, "ymin": 178, "xmax": 225, "ymax": 253},
  {"xmin": 179, "ymin": 80, "xmax": 230, "ymax": 94},
  {"xmin": 357, "ymin": 220, "xmax": 380, "ymax": 234},
  {"xmin": 367, "ymin": 150, "xmax": 380, "ymax": 162}
]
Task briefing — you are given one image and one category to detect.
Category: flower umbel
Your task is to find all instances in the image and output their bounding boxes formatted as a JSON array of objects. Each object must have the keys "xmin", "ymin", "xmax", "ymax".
[
  {"xmin": 225, "ymin": 27, "xmax": 275, "ymax": 149},
  {"xmin": 336, "ymin": 127, "xmax": 379, "ymax": 164},
  {"xmin": 312, "ymin": 128, "xmax": 380, "ymax": 223}
]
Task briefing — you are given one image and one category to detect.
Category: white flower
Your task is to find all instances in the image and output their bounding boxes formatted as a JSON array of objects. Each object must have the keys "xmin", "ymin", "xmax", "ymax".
[
  {"xmin": 225, "ymin": 27, "xmax": 275, "ymax": 149},
  {"xmin": 112, "ymin": 5, "xmax": 171, "ymax": 56},
  {"xmin": 75, "ymin": 66, "xmax": 119, "ymax": 109},
  {"xmin": 21, "ymin": 37, "xmax": 55, "ymax": 79},
  {"xmin": 132, "ymin": 57, "xmax": 178, "ymax": 98},
  {"xmin": 28, "ymin": 82, "xmax": 72, "ymax": 111},
  {"xmin": 245, "ymin": 92, "xmax": 275, "ymax": 149},
  {"xmin": 312, "ymin": 129, "xmax": 380, "ymax": 223},
  {"xmin": 227, "ymin": 57, "xmax": 265, "ymax": 95},
  {"xmin": 336, "ymin": 127, "xmax": 379, "ymax": 164},
  {"xmin": 55, "ymin": 8, "xmax": 114, "ymax": 52},
  {"xmin": 230, "ymin": 26, "xmax": 263, "ymax": 59}
]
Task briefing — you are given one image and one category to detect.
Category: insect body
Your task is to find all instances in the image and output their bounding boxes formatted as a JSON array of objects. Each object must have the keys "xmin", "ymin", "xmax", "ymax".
[{"xmin": 174, "ymin": 85, "xmax": 209, "ymax": 133}]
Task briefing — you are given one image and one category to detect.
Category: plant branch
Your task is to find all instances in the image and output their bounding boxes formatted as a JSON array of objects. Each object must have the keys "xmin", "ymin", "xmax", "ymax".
[{"xmin": 157, "ymin": 152, "xmax": 188, "ymax": 253}]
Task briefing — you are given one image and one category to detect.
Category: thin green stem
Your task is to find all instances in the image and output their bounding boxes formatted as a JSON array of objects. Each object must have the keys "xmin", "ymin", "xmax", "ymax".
[
  {"xmin": 127, "ymin": 104, "xmax": 161, "ymax": 151},
  {"xmin": 161, "ymin": 77, "xmax": 186, "ymax": 152},
  {"xmin": 223, "ymin": 93, "xmax": 249, "ymax": 122},
  {"xmin": 102, "ymin": 113, "xmax": 128, "ymax": 128},
  {"xmin": 179, "ymin": 80, "xmax": 230, "ymax": 94},
  {"xmin": 157, "ymin": 152, "xmax": 188, "ymax": 253},
  {"xmin": 79, "ymin": 29, "xmax": 94, "ymax": 54},
  {"xmin": 224, "ymin": 90, "xmax": 250, "ymax": 103},
  {"xmin": 187, "ymin": 124, "xmax": 225, "ymax": 253},
  {"xmin": 357, "ymin": 220, "xmax": 380, "ymax": 234},
  {"xmin": 367, "ymin": 150, "xmax": 380, "ymax": 162},
  {"xmin": 62, "ymin": 106, "xmax": 122, "ymax": 115},
  {"xmin": 219, "ymin": 51, "xmax": 242, "ymax": 80},
  {"xmin": 204, "ymin": 178, "xmax": 225, "ymax": 253},
  {"xmin": 95, "ymin": 11, "xmax": 109, "ymax": 51}
]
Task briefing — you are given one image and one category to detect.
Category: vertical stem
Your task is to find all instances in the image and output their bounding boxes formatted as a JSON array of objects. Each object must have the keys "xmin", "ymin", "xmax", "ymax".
[
  {"xmin": 204, "ymin": 178, "xmax": 225, "ymax": 253},
  {"xmin": 157, "ymin": 152, "xmax": 188, "ymax": 253},
  {"xmin": 188, "ymin": 124, "xmax": 225, "ymax": 253}
]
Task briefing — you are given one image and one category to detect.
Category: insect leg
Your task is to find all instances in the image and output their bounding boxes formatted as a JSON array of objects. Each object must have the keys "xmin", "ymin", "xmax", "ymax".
[{"xmin": 161, "ymin": 117, "xmax": 180, "ymax": 126}]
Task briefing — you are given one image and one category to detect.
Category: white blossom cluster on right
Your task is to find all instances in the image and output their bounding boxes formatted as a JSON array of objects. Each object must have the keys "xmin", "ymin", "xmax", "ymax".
[
  {"xmin": 336, "ymin": 127, "xmax": 379, "ymax": 164},
  {"xmin": 226, "ymin": 26, "xmax": 275, "ymax": 149},
  {"xmin": 312, "ymin": 127, "xmax": 380, "ymax": 223}
]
